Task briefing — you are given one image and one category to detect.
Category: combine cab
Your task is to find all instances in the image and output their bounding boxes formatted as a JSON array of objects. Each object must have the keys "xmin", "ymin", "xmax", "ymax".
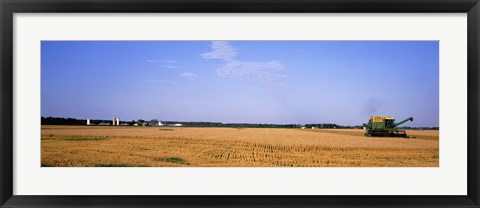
[{"xmin": 364, "ymin": 116, "xmax": 413, "ymax": 138}]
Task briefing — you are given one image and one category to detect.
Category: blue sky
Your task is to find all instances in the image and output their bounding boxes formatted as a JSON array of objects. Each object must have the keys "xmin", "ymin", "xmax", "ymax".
[{"xmin": 41, "ymin": 41, "xmax": 439, "ymax": 127}]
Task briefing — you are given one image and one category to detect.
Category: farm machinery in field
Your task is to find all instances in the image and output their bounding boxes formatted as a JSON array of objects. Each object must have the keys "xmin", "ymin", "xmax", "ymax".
[{"xmin": 364, "ymin": 116, "xmax": 413, "ymax": 138}]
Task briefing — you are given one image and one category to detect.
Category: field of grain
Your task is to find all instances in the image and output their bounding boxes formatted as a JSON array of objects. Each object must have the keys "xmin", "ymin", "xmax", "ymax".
[{"xmin": 41, "ymin": 125, "xmax": 439, "ymax": 167}]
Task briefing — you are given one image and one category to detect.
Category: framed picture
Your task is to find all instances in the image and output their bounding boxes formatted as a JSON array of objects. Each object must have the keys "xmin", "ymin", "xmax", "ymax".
[{"xmin": 1, "ymin": 0, "xmax": 479, "ymax": 207}]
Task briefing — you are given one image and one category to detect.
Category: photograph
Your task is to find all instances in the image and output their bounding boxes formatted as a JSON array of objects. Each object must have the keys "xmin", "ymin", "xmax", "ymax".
[
  {"xmin": 2, "ymin": 0, "xmax": 477, "ymax": 206},
  {"xmin": 40, "ymin": 40, "xmax": 439, "ymax": 167}
]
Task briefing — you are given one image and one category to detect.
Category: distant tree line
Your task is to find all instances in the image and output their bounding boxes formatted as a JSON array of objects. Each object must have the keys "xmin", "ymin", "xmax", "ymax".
[
  {"xmin": 303, "ymin": 123, "xmax": 363, "ymax": 129},
  {"xmin": 396, "ymin": 126, "xmax": 439, "ymax": 130},
  {"xmin": 42, "ymin": 117, "xmax": 118, "ymax": 125},
  {"xmin": 41, "ymin": 116, "xmax": 438, "ymax": 129},
  {"xmin": 163, "ymin": 121, "xmax": 299, "ymax": 128},
  {"xmin": 42, "ymin": 117, "xmax": 86, "ymax": 125}
]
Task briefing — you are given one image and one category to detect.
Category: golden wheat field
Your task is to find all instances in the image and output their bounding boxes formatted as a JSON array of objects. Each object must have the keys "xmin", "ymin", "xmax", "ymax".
[{"xmin": 41, "ymin": 125, "xmax": 439, "ymax": 167}]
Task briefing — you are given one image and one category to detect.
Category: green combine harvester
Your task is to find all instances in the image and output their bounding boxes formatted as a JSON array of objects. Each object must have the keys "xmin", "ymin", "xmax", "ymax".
[{"xmin": 364, "ymin": 116, "xmax": 413, "ymax": 138}]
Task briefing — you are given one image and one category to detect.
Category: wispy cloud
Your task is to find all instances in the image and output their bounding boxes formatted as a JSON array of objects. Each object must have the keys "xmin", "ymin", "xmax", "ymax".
[
  {"xmin": 147, "ymin": 60, "xmax": 180, "ymax": 69},
  {"xmin": 180, "ymin": 72, "xmax": 198, "ymax": 79},
  {"xmin": 201, "ymin": 41, "xmax": 287, "ymax": 87},
  {"xmin": 145, "ymin": 80, "xmax": 174, "ymax": 84},
  {"xmin": 201, "ymin": 41, "xmax": 239, "ymax": 61}
]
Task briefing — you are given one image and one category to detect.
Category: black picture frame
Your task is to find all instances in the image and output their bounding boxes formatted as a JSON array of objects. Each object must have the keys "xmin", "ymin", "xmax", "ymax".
[{"xmin": 1, "ymin": 0, "xmax": 479, "ymax": 207}]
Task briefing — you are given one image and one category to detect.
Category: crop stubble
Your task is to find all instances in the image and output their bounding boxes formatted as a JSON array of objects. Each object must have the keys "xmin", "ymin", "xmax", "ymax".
[{"xmin": 41, "ymin": 125, "xmax": 439, "ymax": 167}]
